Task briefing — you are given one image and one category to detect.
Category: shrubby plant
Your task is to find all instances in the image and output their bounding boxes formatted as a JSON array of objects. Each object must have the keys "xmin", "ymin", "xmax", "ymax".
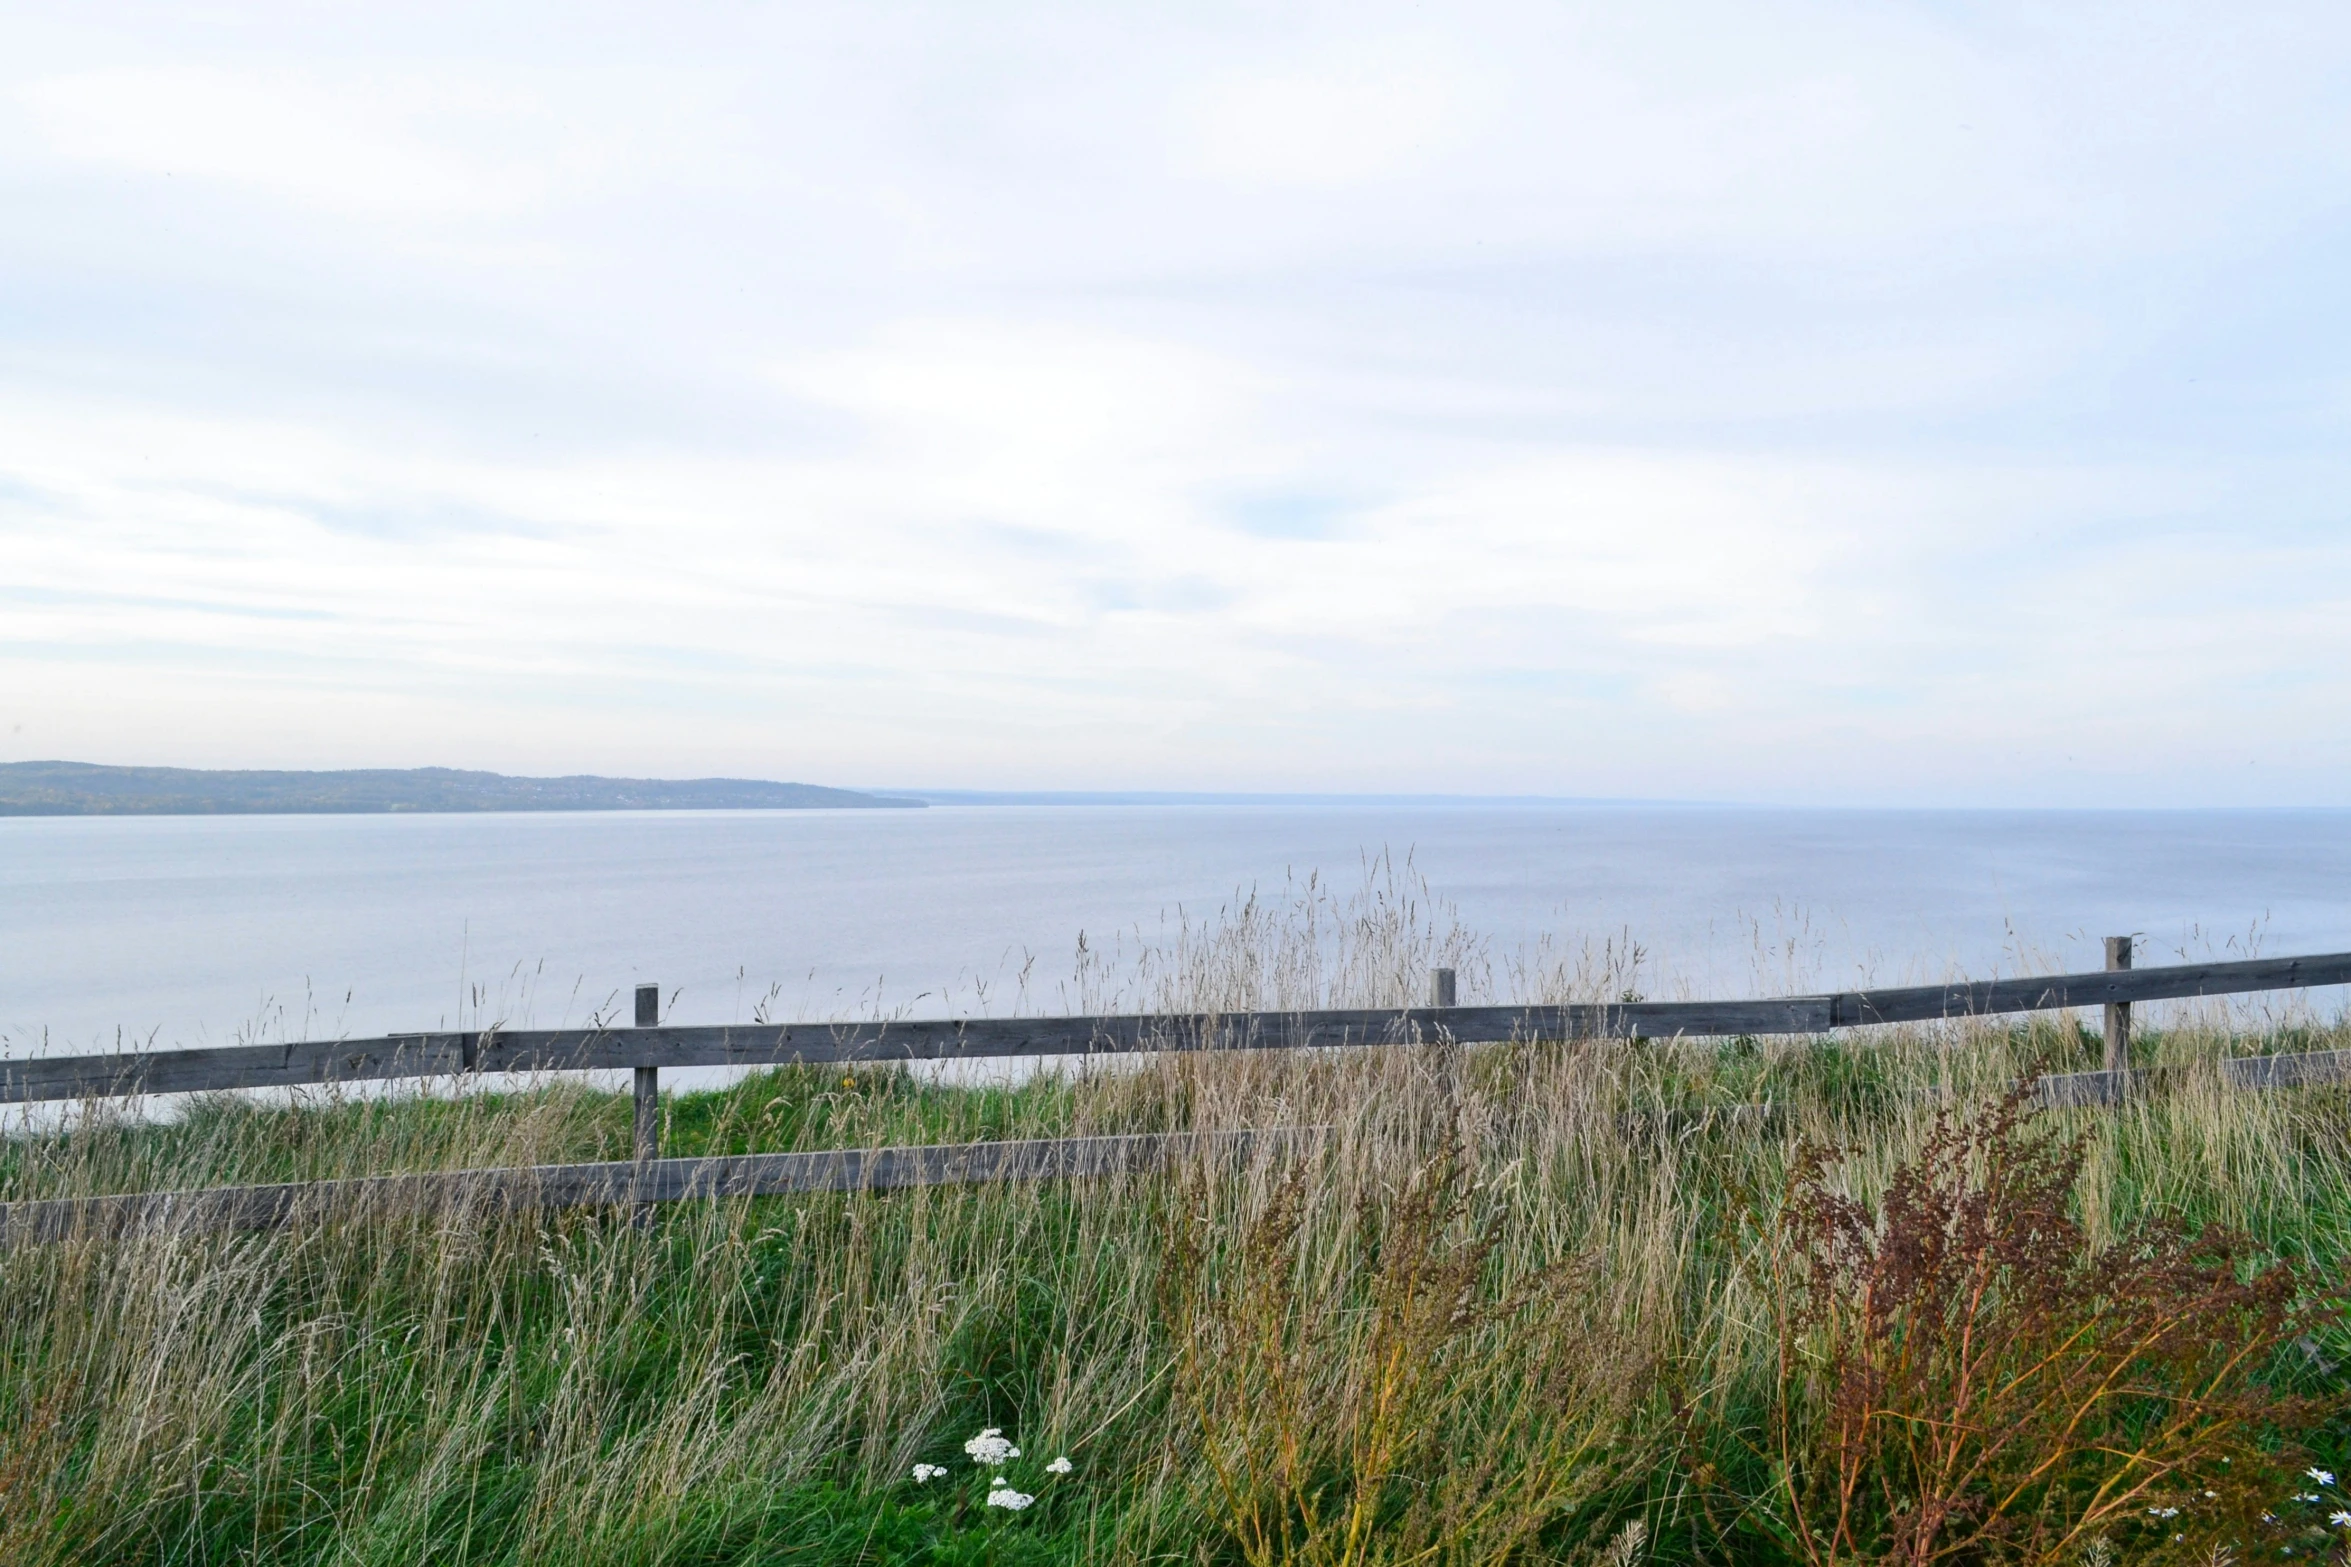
[{"xmin": 1749, "ymin": 1088, "xmax": 2342, "ymax": 1566}]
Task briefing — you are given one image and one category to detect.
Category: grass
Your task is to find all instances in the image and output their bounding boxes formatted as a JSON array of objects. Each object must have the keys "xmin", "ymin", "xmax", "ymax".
[{"xmin": 4, "ymin": 876, "xmax": 2350, "ymax": 1564}]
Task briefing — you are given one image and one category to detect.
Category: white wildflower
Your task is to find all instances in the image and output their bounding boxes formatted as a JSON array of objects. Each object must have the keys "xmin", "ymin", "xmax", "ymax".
[
  {"xmin": 2311, "ymin": 1469, "xmax": 2337, "ymax": 1486},
  {"xmin": 965, "ymin": 1428, "xmax": 1020, "ymax": 1466},
  {"xmin": 2333, "ymin": 1511, "xmax": 2351, "ymax": 1529},
  {"xmin": 2297, "ymin": 1493, "xmax": 2323, "ymax": 1503},
  {"xmin": 1046, "ymin": 1456, "xmax": 1074, "ymax": 1475},
  {"xmin": 986, "ymin": 1486, "xmax": 1036, "ymax": 1511},
  {"xmin": 2149, "ymin": 1507, "xmax": 2181, "ymax": 1519},
  {"xmin": 911, "ymin": 1463, "xmax": 948, "ymax": 1484}
]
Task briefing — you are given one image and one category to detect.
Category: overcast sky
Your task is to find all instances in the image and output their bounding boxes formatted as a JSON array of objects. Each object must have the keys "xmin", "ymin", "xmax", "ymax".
[{"xmin": 4, "ymin": 3, "xmax": 2349, "ymax": 805}]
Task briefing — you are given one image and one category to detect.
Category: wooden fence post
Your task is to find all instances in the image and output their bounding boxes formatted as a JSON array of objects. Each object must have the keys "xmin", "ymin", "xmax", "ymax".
[
  {"xmin": 634, "ymin": 984, "xmax": 660, "ymax": 1163},
  {"xmin": 2103, "ymin": 937, "xmax": 2133, "ymax": 1079},
  {"xmin": 1429, "ymin": 968, "xmax": 1459, "ymax": 1110}
]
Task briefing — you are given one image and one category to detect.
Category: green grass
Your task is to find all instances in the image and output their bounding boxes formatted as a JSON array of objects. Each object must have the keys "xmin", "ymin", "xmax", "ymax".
[{"xmin": 0, "ymin": 1013, "xmax": 2347, "ymax": 1565}]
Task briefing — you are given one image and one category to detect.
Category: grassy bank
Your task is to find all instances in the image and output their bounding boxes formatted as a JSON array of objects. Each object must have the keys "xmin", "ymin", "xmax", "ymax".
[
  {"xmin": 4, "ymin": 877, "xmax": 2349, "ymax": 1564},
  {"xmin": 2, "ymin": 1016, "xmax": 2348, "ymax": 1565}
]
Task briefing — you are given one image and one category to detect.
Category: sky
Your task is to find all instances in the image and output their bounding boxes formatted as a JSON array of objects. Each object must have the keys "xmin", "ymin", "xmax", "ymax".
[{"xmin": 3, "ymin": 3, "xmax": 2350, "ymax": 807}]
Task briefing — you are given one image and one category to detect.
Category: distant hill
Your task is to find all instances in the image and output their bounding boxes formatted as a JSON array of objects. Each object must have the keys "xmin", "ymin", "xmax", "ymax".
[{"xmin": 0, "ymin": 762, "xmax": 924, "ymax": 815}]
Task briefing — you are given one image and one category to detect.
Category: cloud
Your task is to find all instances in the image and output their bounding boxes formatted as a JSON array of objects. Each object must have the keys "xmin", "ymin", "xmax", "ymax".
[
  {"xmin": 3, "ymin": 2, "xmax": 2350, "ymax": 804},
  {"xmin": 22, "ymin": 67, "xmax": 531, "ymax": 221},
  {"xmin": 1174, "ymin": 37, "xmax": 1487, "ymax": 188}
]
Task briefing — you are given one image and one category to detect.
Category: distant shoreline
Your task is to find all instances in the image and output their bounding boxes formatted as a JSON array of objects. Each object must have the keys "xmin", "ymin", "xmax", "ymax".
[
  {"xmin": 9, "ymin": 767, "xmax": 2339, "ymax": 817},
  {"xmin": 0, "ymin": 762, "xmax": 925, "ymax": 816},
  {"xmin": 891, "ymin": 789, "xmax": 1680, "ymax": 808}
]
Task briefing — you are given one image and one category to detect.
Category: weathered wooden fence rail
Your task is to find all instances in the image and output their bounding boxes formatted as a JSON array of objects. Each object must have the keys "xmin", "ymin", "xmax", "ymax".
[
  {"xmin": 0, "ymin": 1129, "xmax": 1295, "ymax": 1247},
  {"xmin": 7, "ymin": 940, "xmax": 2350, "ymax": 1241},
  {"xmin": 12, "ymin": 946, "xmax": 2350, "ymax": 1110}
]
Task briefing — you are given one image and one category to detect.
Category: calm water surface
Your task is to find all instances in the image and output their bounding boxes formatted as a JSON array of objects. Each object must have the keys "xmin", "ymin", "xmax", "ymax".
[{"xmin": 5, "ymin": 804, "xmax": 2350, "ymax": 1053}]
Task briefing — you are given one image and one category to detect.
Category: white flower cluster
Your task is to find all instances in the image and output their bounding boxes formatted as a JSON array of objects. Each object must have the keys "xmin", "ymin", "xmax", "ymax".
[
  {"xmin": 907, "ymin": 1427, "xmax": 1077, "ymax": 1513},
  {"xmin": 965, "ymin": 1428, "xmax": 1021, "ymax": 1466}
]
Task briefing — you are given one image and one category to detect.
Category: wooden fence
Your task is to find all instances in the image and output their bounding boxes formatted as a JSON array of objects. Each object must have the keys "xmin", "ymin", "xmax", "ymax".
[{"xmin": 4, "ymin": 937, "xmax": 2348, "ymax": 1240}]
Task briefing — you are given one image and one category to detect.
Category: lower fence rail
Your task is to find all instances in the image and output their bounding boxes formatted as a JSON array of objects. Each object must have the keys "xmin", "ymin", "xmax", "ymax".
[
  {"xmin": 2034, "ymin": 1046, "xmax": 2351, "ymax": 1106},
  {"xmin": 0, "ymin": 1127, "xmax": 1308, "ymax": 1247}
]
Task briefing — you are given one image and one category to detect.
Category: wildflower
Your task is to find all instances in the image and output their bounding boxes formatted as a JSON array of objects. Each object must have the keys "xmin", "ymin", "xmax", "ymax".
[
  {"xmin": 986, "ymin": 1486, "xmax": 1036, "ymax": 1511},
  {"xmin": 911, "ymin": 1463, "xmax": 948, "ymax": 1484},
  {"xmin": 2333, "ymin": 1511, "xmax": 2351, "ymax": 1529},
  {"xmin": 2296, "ymin": 1493, "xmax": 2323, "ymax": 1503},
  {"xmin": 2311, "ymin": 1469, "xmax": 2337, "ymax": 1487},
  {"xmin": 2149, "ymin": 1507, "xmax": 2181, "ymax": 1518},
  {"xmin": 965, "ymin": 1428, "xmax": 1020, "ymax": 1466},
  {"xmin": 1046, "ymin": 1456, "xmax": 1073, "ymax": 1475}
]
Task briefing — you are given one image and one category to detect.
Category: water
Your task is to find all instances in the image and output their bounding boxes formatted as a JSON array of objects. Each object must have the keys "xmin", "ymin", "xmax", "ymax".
[{"xmin": 5, "ymin": 804, "xmax": 2350, "ymax": 1055}]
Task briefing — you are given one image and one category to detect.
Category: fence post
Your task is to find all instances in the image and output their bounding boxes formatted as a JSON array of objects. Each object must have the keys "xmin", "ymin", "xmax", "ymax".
[
  {"xmin": 633, "ymin": 984, "xmax": 660, "ymax": 1163},
  {"xmin": 1429, "ymin": 968, "xmax": 1460, "ymax": 1112},
  {"xmin": 2103, "ymin": 937, "xmax": 2133, "ymax": 1081}
]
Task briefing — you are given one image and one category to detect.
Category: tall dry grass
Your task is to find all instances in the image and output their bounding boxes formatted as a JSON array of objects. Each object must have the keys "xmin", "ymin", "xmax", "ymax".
[{"xmin": 0, "ymin": 866, "xmax": 2345, "ymax": 1564}]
